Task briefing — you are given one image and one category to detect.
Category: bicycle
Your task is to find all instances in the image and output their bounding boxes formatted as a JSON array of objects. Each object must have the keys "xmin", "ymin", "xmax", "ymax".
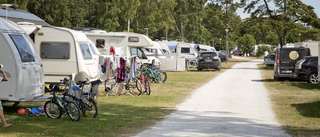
[
  {"xmin": 44, "ymin": 84, "xmax": 81, "ymax": 121},
  {"xmin": 61, "ymin": 76, "xmax": 98, "ymax": 118},
  {"xmin": 141, "ymin": 63, "xmax": 167, "ymax": 83},
  {"xmin": 135, "ymin": 69, "xmax": 151, "ymax": 95}
]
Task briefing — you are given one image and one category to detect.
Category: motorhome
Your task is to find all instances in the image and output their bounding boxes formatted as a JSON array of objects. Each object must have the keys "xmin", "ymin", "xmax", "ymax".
[
  {"xmin": 0, "ymin": 17, "xmax": 45, "ymax": 102},
  {"xmin": 75, "ymin": 29, "xmax": 161, "ymax": 68},
  {"xmin": 18, "ymin": 23, "xmax": 99, "ymax": 84}
]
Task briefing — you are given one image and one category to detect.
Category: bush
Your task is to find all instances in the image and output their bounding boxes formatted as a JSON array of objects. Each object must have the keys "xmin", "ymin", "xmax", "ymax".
[{"xmin": 257, "ymin": 45, "xmax": 272, "ymax": 57}]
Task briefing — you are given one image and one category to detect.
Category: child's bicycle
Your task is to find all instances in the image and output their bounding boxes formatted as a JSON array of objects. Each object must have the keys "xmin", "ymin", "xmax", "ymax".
[
  {"xmin": 61, "ymin": 76, "xmax": 99, "ymax": 118},
  {"xmin": 44, "ymin": 84, "xmax": 81, "ymax": 121}
]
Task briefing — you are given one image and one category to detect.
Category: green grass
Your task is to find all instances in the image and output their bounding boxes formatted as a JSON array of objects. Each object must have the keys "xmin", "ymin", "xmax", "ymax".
[
  {"xmin": 0, "ymin": 59, "xmax": 248, "ymax": 137},
  {"xmin": 258, "ymin": 64, "xmax": 320, "ymax": 137}
]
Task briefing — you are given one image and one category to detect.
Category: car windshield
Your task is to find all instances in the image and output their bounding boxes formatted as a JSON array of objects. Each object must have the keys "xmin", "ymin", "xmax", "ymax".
[
  {"xmin": 141, "ymin": 47, "xmax": 152, "ymax": 56},
  {"xmin": 267, "ymin": 55, "xmax": 275, "ymax": 59}
]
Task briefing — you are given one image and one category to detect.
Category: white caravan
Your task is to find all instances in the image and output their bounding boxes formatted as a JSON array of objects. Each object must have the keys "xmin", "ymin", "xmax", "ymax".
[
  {"xmin": 18, "ymin": 23, "xmax": 99, "ymax": 84},
  {"xmin": 0, "ymin": 18, "xmax": 45, "ymax": 101},
  {"xmin": 157, "ymin": 41, "xmax": 172, "ymax": 55},
  {"xmin": 176, "ymin": 42, "xmax": 198, "ymax": 59},
  {"xmin": 295, "ymin": 41, "xmax": 318, "ymax": 56},
  {"xmin": 78, "ymin": 29, "xmax": 161, "ymax": 68},
  {"xmin": 196, "ymin": 44, "xmax": 216, "ymax": 51},
  {"xmin": 145, "ymin": 41, "xmax": 172, "ymax": 59}
]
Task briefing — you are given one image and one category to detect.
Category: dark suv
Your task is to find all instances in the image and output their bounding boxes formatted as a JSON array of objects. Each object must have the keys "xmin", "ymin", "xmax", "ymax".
[
  {"xmin": 197, "ymin": 51, "xmax": 221, "ymax": 71},
  {"xmin": 293, "ymin": 56, "xmax": 318, "ymax": 84}
]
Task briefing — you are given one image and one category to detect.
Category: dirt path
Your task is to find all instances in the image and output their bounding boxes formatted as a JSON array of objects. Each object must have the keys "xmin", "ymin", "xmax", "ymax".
[{"xmin": 135, "ymin": 59, "xmax": 290, "ymax": 137}]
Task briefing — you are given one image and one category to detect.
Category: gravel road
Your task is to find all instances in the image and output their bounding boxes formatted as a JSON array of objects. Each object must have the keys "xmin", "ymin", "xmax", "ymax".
[{"xmin": 135, "ymin": 58, "xmax": 291, "ymax": 137}]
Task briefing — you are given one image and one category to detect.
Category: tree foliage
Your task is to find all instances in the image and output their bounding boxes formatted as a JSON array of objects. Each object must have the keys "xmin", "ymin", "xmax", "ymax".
[
  {"xmin": 240, "ymin": 0, "xmax": 320, "ymax": 47},
  {"xmin": 2, "ymin": 0, "xmax": 319, "ymax": 50},
  {"xmin": 237, "ymin": 34, "xmax": 256, "ymax": 54}
]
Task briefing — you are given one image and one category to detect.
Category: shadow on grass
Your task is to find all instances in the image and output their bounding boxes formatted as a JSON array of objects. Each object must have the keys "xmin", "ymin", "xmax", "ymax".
[
  {"xmin": 291, "ymin": 101, "xmax": 320, "ymax": 118},
  {"xmin": 251, "ymin": 79, "xmax": 275, "ymax": 82},
  {"xmin": 0, "ymin": 102, "xmax": 173, "ymax": 137},
  {"xmin": 282, "ymin": 125, "xmax": 320, "ymax": 137}
]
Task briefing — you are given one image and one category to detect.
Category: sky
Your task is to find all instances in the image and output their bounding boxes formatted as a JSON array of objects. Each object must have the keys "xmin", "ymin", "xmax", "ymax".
[{"xmin": 236, "ymin": 0, "xmax": 320, "ymax": 19}]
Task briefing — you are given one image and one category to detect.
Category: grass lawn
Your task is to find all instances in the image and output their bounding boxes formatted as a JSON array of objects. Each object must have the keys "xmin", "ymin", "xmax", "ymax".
[
  {"xmin": 258, "ymin": 64, "xmax": 320, "ymax": 137},
  {"xmin": 0, "ymin": 58, "xmax": 247, "ymax": 137}
]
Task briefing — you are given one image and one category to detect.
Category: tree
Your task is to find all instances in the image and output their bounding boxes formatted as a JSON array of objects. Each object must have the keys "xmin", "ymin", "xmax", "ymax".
[
  {"xmin": 240, "ymin": 18, "xmax": 278, "ymax": 46},
  {"xmin": 240, "ymin": 0, "xmax": 320, "ymax": 47},
  {"xmin": 237, "ymin": 34, "xmax": 256, "ymax": 55},
  {"xmin": 119, "ymin": 0, "xmax": 140, "ymax": 32},
  {"xmin": 257, "ymin": 44, "xmax": 272, "ymax": 57}
]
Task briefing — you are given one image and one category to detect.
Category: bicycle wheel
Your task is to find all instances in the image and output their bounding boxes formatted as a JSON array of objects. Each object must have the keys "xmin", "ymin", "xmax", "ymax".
[
  {"xmin": 138, "ymin": 73, "xmax": 144, "ymax": 92},
  {"xmin": 155, "ymin": 70, "xmax": 167, "ymax": 83},
  {"xmin": 144, "ymin": 79, "xmax": 151, "ymax": 95},
  {"xmin": 65, "ymin": 100, "xmax": 81, "ymax": 121},
  {"xmin": 135, "ymin": 78, "xmax": 143, "ymax": 93},
  {"xmin": 44, "ymin": 100, "xmax": 62, "ymax": 119},
  {"xmin": 129, "ymin": 78, "xmax": 142, "ymax": 96},
  {"xmin": 83, "ymin": 98, "xmax": 98, "ymax": 118}
]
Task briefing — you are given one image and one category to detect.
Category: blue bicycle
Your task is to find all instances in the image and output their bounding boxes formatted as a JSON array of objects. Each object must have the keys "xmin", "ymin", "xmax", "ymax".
[{"xmin": 141, "ymin": 64, "xmax": 167, "ymax": 83}]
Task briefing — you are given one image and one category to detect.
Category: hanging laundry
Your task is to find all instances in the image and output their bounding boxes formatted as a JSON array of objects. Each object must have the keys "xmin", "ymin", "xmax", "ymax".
[{"xmin": 116, "ymin": 57, "xmax": 126, "ymax": 83}]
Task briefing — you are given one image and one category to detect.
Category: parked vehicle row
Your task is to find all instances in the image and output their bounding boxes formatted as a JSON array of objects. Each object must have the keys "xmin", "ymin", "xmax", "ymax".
[{"xmin": 273, "ymin": 46, "xmax": 319, "ymax": 84}]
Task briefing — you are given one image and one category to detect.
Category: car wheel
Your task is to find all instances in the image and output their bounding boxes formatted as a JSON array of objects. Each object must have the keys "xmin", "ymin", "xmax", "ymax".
[
  {"xmin": 274, "ymin": 75, "xmax": 279, "ymax": 81},
  {"xmin": 307, "ymin": 73, "xmax": 319, "ymax": 84},
  {"xmin": 217, "ymin": 64, "xmax": 221, "ymax": 71}
]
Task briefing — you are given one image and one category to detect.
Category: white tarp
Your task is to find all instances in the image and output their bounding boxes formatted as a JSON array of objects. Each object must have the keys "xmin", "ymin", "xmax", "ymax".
[{"xmin": 159, "ymin": 57, "xmax": 185, "ymax": 71}]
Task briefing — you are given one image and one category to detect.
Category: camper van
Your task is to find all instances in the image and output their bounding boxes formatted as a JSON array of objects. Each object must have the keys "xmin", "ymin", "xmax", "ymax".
[
  {"xmin": 18, "ymin": 23, "xmax": 99, "ymax": 84},
  {"xmin": 274, "ymin": 46, "xmax": 310, "ymax": 80},
  {"xmin": 0, "ymin": 18, "xmax": 45, "ymax": 101},
  {"xmin": 76, "ymin": 29, "xmax": 161, "ymax": 68}
]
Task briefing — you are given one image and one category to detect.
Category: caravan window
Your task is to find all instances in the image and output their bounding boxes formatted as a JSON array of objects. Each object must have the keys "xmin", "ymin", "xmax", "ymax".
[
  {"xmin": 40, "ymin": 42, "xmax": 70, "ymax": 59},
  {"xmin": 96, "ymin": 39, "xmax": 105, "ymax": 48},
  {"xmin": 9, "ymin": 34, "xmax": 35, "ymax": 62},
  {"xmin": 79, "ymin": 43, "xmax": 93, "ymax": 59},
  {"xmin": 181, "ymin": 48, "xmax": 190, "ymax": 53},
  {"xmin": 130, "ymin": 47, "xmax": 147, "ymax": 59},
  {"xmin": 88, "ymin": 43, "xmax": 98, "ymax": 55}
]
